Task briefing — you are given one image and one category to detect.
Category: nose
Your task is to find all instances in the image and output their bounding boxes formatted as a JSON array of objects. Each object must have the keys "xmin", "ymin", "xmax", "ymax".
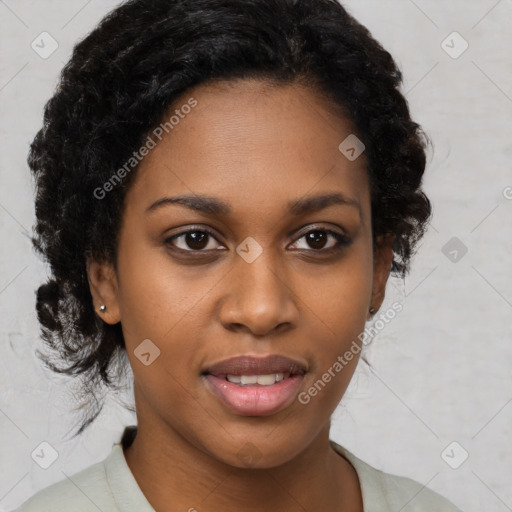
[{"xmin": 218, "ymin": 251, "xmax": 300, "ymax": 337}]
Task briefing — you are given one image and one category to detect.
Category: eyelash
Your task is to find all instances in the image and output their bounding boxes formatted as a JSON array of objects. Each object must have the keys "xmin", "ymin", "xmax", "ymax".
[{"xmin": 164, "ymin": 225, "xmax": 352, "ymax": 255}]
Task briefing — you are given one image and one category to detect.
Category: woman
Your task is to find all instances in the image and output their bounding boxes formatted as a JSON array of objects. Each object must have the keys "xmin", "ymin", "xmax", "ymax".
[{"xmin": 16, "ymin": 0, "xmax": 461, "ymax": 510}]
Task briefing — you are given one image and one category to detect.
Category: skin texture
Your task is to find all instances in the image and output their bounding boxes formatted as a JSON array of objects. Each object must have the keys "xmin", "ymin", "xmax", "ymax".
[{"xmin": 87, "ymin": 78, "xmax": 395, "ymax": 511}]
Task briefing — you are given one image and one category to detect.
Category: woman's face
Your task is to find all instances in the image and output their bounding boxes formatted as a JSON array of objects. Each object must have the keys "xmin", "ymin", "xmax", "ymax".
[{"xmin": 89, "ymin": 78, "xmax": 393, "ymax": 468}]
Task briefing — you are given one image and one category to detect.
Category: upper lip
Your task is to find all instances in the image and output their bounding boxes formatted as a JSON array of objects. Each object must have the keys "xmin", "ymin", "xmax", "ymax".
[{"xmin": 204, "ymin": 354, "xmax": 307, "ymax": 377}]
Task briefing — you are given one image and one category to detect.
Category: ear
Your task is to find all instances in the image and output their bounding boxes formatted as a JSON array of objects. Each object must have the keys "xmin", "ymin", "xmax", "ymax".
[
  {"xmin": 86, "ymin": 256, "xmax": 121, "ymax": 324},
  {"xmin": 368, "ymin": 234, "xmax": 395, "ymax": 320}
]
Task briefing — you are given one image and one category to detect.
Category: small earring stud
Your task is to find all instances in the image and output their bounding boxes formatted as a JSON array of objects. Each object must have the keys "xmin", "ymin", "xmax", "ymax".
[
  {"xmin": 369, "ymin": 306, "xmax": 375, "ymax": 314},
  {"xmin": 99, "ymin": 305, "xmax": 107, "ymax": 312}
]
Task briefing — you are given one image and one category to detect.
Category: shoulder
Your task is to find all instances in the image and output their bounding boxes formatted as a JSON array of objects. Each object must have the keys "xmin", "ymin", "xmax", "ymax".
[
  {"xmin": 330, "ymin": 441, "xmax": 463, "ymax": 512},
  {"xmin": 13, "ymin": 454, "xmax": 117, "ymax": 512}
]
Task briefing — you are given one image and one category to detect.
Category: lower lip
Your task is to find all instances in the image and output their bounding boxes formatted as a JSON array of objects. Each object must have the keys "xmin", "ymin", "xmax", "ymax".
[{"xmin": 204, "ymin": 374, "xmax": 304, "ymax": 416}]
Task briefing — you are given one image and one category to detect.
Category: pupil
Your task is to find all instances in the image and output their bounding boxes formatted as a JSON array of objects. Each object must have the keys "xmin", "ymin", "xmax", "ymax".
[
  {"xmin": 307, "ymin": 231, "xmax": 326, "ymax": 249},
  {"xmin": 187, "ymin": 231, "xmax": 208, "ymax": 250}
]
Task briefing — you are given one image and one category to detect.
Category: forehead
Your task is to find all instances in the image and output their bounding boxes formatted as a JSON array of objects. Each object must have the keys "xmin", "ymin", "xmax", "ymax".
[{"xmin": 127, "ymin": 78, "xmax": 370, "ymax": 220}]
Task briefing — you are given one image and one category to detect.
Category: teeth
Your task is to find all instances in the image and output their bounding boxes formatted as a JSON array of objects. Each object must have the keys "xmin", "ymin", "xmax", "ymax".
[
  {"xmin": 241, "ymin": 375, "xmax": 258, "ymax": 385},
  {"xmin": 226, "ymin": 373, "xmax": 286, "ymax": 386},
  {"xmin": 255, "ymin": 374, "xmax": 277, "ymax": 386}
]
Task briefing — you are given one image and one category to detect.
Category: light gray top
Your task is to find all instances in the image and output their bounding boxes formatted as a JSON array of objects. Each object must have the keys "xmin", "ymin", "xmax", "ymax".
[{"xmin": 14, "ymin": 427, "xmax": 462, "ymax": 512}]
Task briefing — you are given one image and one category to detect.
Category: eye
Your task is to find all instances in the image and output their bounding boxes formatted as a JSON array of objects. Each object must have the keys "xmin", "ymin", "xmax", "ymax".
[
  {"xmin": 165, "ymin": 227, "xmax": 225, "ymax": 252},
  {"xmin": 290, "ymin": 228, "xmax": 352, "ymax": 252},
  {"xmin": 164, "ymin": 226, "xmax": 351, "ymax": 254}
]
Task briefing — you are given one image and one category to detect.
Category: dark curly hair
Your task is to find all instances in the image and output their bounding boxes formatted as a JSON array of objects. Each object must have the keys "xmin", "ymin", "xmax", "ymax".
[{"xmin": 28, "ymin": 0, "xmax": 432, "ymax": 437}]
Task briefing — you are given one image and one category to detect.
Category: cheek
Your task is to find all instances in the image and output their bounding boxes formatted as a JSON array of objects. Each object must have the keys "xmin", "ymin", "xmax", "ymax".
[
  {"xmin": 296, "ymin": 285, "xmax": 368, "ymax": 422},
  {"xmin": 115, "ymin": 240, "xmax": 217, "ymax": 395},
  {"xmin": 304, "ymin": 245, "xmax": 374, "ymax": 335},
  {"xmin": 115, "ymin": 227, "xmax": 203, "ymax": 338},
  {"xmin": 297, "ymin": 247, "xmax": 373, "ymax": 401}
]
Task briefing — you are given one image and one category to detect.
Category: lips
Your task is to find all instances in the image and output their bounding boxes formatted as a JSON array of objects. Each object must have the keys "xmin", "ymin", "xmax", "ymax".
[
  {"xmin": 202, "ymin": 354, "xmax": 307, "ymax": 416},
  {"xmin": 203, "ymin": 354, "xmax": 307, "ymax": 377}
]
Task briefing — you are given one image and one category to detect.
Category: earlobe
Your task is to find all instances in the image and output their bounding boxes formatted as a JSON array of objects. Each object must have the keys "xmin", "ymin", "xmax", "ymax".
[
  {"xmin": 86, "ymin": 257, "xmax": 121, "ymax": 324},
  {"xmin": 368, "ymin": 234, "xmax": 395, "ymax": 318}
]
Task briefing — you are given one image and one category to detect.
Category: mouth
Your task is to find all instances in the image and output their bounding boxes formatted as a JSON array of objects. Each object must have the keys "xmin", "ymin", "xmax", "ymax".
[{"xmin": 202, "ymin": 354, "xmax": 307, "ymax": 416}]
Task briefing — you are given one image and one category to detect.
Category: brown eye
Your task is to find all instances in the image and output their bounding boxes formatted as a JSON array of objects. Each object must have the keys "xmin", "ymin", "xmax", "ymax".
[
  {"xmin": 305, "ymin": 230, "xmax": 328, "ymax": 250},
  {"xmin": 291, "ymin": 228, "xmax": 351, "ymax": 252},
  {"xmin": 165, "ymin": 228, "xmax": 224, "ymax": 252}
]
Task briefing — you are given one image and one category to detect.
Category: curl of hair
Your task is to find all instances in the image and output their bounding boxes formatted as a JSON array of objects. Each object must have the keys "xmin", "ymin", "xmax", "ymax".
[{"xmin": 29, "ymin": 0, "xmax": 432, "ymax": 436}]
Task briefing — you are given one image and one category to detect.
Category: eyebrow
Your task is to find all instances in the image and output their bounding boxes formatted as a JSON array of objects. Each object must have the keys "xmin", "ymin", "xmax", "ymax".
[{"xmin": 145, "ymin": 192, "xmax": 361, "ymax": 217}]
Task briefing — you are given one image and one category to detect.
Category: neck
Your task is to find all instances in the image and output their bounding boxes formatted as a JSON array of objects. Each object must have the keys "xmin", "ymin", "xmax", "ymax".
[{"xmin": 123, "ymin": 418, "xmax": 362, "ymax": 512}]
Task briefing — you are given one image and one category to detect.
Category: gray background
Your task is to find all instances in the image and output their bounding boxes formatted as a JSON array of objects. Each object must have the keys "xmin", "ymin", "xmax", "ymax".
[{"xmin": 1, "ymin": 1, "xmax": 511, "ymax": 511}]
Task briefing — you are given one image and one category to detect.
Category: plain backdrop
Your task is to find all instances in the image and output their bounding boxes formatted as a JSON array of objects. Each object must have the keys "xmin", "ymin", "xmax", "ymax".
[{"xmin": 1, "ymin": 1, "xmax": 511, "ymax": 511}]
